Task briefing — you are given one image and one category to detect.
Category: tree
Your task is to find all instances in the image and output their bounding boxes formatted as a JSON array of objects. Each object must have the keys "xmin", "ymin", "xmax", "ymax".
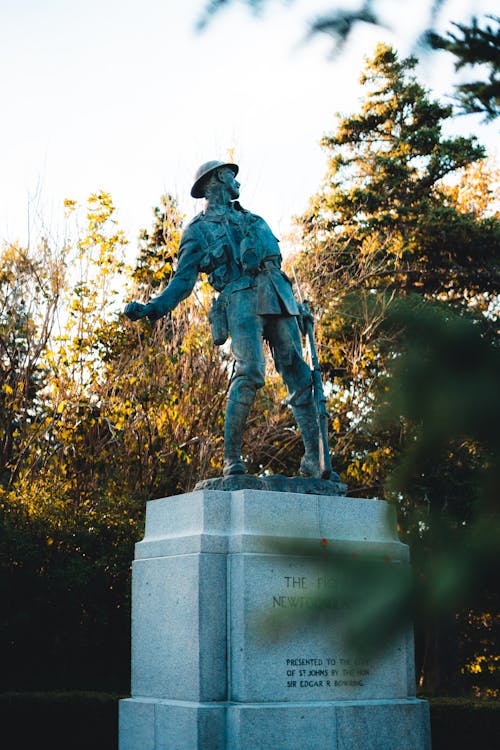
[
  {"xmin": 0, "ymin": 193, "xmax": 231, "ymax": 690},
  {"xmin": 295, "ymin": 43, "xmax": 498, "ymax": 488},
  {"xmin": 0, "ymin": 195, "xmax": 135, "ymax": 691},
  {"xmin": 428, "ymin": 15, "xmax": 500, "ymax": 121},
  {"xmin": 293, "ymin": 43, "xmax": 500, "ymax": 693},
  {"xmin": 0, "ymin": 240, "xmax": 65, "ymax": 489},
  {"xmin": 45, "ymin": 192, "xmax": 231, "ymax": 512},
  {"xmin": 375, "ymin": 297, "xmax": 500, "ymax": 694},
  {"xmin": 200, "ymin": 2, "xmax": 499, "ymax": 124},
  {"xmin": 199, "ymin": 0, "xmax": 444, "ymax": 47}
]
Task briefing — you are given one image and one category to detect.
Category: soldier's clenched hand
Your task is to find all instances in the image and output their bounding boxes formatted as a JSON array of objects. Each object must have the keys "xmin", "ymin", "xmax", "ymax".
[
  {"xmin": 298, "ymin": 302, "xmax": 314, "ymax": 335},
  {"xmin": 124, "ymin": 301, "xmax": 150, "ymax": 321}
]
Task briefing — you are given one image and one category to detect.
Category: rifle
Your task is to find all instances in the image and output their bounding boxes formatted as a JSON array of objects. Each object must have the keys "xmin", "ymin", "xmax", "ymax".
[{"xmin": 292, "ymin": 267, "xmax": 332, "ymax": 480}]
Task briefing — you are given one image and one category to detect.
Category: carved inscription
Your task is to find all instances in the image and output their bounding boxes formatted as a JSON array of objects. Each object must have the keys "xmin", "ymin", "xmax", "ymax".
[
  {"xmin": 272, "ymin": 574, "xmax": 371, "ymax": 691},
  {"xmin": 271, "ymin": 574, "xmax": 347, "ymax": 610},
  {"xmin": 285, "ymin": 656, "xmax": 371, "ymax": 689}
]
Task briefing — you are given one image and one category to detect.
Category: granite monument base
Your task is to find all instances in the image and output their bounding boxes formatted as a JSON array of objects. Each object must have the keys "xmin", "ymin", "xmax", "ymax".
[
  {"xmin": 120, "ymin": 698, "xmax": 430, "ymax": 750},
  {"xmin": 119, "ymin": 489, "xmax": 431, "ymax": 750}
]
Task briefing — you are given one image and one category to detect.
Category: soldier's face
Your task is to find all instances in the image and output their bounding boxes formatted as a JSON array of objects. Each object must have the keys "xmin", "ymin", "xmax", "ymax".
[{"xmin": 219, "ymin": 168, "xmax": 240, "ymax": 199}]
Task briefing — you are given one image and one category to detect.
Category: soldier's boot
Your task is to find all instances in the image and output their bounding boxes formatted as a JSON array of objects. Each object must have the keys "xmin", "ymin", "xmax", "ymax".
[
  {"xmin": 292, "ymin": 401, "xmax": 321, "ymax": 478},
  {"xmin": 223, "ymin": 398, "xmax": 252, "ymax": 476}
]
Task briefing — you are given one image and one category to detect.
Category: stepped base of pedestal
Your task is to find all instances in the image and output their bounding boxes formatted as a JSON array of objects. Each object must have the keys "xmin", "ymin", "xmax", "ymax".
[{"xmin": 119, "ymin": 697, "xmax": 431, "ymax": 750}]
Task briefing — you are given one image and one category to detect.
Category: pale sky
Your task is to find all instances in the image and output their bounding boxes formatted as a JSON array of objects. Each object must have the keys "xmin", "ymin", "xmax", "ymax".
[{"xmin": 1, "ymin": 0, "xmax": 498, "ymax": 253}]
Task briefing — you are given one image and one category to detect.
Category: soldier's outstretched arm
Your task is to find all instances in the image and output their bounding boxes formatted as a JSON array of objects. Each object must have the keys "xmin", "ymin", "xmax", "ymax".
[{"xmin": 124, "ymin": 230, "xmax": 202, "ymax": 323}]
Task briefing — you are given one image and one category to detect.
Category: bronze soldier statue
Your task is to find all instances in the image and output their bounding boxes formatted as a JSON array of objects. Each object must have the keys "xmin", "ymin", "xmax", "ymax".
[{"xmin": 125, "ymin": 160, "xmax": 328, "ymax": 478}]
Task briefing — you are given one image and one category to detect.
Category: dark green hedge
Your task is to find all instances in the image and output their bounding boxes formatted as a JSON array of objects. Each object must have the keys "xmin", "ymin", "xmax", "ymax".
[
  {"xmin": 0, "ymin": 691, "xmax": 120, "ymax": 750},
  {"xmin": 430, "ymin": 697, "xmax": 500, "ymax": 750},
  {"xmin": 0, "ymin": 693, "xmax": 498, "ymax": 750}
]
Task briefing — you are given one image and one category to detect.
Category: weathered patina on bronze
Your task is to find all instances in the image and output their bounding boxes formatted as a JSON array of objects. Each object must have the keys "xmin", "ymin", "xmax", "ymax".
[{"xmin": 125, "ymin": 160, "xmax": 333, "ymax": 479}]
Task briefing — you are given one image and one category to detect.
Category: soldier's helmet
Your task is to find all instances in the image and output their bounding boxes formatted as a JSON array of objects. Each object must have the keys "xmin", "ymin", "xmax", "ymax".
[{"xmin": 190, "ymin": 160, "xmax": 239, "ymax": 199}]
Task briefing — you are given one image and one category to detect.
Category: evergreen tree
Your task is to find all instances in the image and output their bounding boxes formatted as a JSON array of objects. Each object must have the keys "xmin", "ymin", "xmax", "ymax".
[
  {"xmin": 428, "ymin": 15, "xmax": 500, "ymax": 121},
  {"xmin": 295, "ymin": 42, "xmax": 500, "ymax": 694},
  {"xmin": 296, "ymin": 43, "xmax": 499, "ymax": 492}
]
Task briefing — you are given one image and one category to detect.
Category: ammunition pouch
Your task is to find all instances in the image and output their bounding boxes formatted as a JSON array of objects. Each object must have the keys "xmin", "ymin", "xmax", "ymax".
[{"xmin": 208, "ymin": 294, "xmax": 229, "ymax": 346}]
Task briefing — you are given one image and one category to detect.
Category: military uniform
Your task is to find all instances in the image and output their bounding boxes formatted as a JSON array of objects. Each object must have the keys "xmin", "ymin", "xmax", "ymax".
[
  {"xmin": 146, "ymin": 201, "xmax": 318, "ymax": 473},
  {"xmin": 125, "ymin": 160, "xmax": 322, "ymax": 476}
]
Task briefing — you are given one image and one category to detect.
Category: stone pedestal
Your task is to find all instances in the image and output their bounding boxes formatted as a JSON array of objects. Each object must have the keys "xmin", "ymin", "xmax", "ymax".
[{"xmin": 119, "ymin": 489, "xmax": 431, "ymax": 750}]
